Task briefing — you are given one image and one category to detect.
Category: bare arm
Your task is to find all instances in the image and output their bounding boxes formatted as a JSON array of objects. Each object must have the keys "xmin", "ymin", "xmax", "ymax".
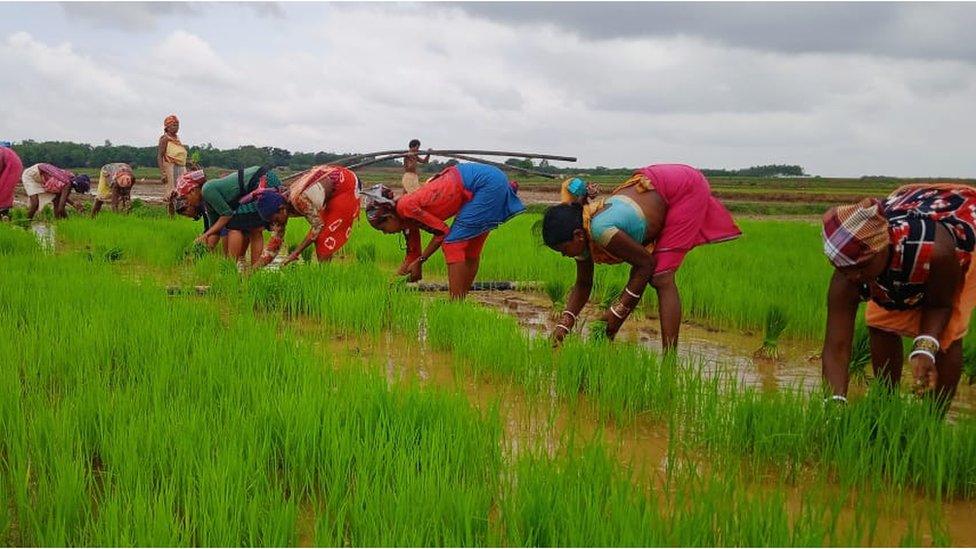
[
  {"xmin": 913, "ymin": 226, "xmax": 963, "ymax": 391},
  {"xmin": 822, "ymin": 270, "xmax": 861, "ymax": 397},
  {"xmin": 157, "ymin": 136, "xmax": 168, "ymax": 172},
  {"xmin": 253, "ymin": 222, "xmax": 287, "ymax": 269},
  {"xmin": 551, "ymin": 258, "xmax": 594, "ymax": 344},
  {"xmin": 601, "ymin": 232, "xmax": 657, "ymax": 341},
  {"xmin": 196, "ymin": 215, "xmax": 232, "ymax": 246}
]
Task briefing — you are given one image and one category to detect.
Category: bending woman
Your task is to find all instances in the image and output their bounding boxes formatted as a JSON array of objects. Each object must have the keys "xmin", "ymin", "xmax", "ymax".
[
  {"xmin": 364, "ymin": 162, "xmax": 525, "ymax": 299},
  {"xmin": 821, "ymin": 185, "xmax": 976, "ymax": 408},
  {"xmin": 92, "ymin": 162, "xmax": 134, "ymax": 217},
  {"xmin": 247, "ymin": 164, "xmax": 361, "ymax": 268},
  {"xmin": 21, "ymin": 163, "xmax": 90, "ymax": 219},
  {"xmin": 0, "ymin": 145, "xmax": 23, "ymax": 221},
  {"xmin": 541, "ymin": 164, "xmax": 740, "ymax": 348}
]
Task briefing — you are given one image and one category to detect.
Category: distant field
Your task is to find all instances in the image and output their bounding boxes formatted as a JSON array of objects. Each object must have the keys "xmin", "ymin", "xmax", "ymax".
[{"xmin": 61, "ymin": 165, "xmax": 976, "ymax": 217}]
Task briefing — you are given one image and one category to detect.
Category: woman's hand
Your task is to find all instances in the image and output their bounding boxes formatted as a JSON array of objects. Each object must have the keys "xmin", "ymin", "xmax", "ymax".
[
  {"xmin": 911, "ymin": 354, "xmax": 938, "ymax": 395},
  {"xmin": 404, "ymin": 259, "xmax": 423, "ymax": 282}
]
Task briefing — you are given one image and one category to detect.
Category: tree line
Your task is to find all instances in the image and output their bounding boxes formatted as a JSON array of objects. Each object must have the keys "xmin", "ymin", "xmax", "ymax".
[{"xmin": 8, "ymin": 140, "xmax": 805, "ymax": 177}]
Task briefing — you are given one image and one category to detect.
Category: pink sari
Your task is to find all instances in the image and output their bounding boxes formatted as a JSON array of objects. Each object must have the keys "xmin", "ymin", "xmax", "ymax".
[
  {"xmin": 0, "ymin": 147, "xmax": 23, "ymax": 210},
  {"xmin": 638, "ymin": 164, "xmax": 741, "ymax": 274}
]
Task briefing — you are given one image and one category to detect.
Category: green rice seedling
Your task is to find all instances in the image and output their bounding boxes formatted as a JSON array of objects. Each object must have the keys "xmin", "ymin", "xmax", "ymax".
[
  {"xmin": 353, "ymin": 241, "xmax": 377, "ymax": 264},
  {"xmin": 849, "ymin": 320, "xmax": 873, "ymax": 381},
  {"xmin": 588, "ymin": 320, "xmax": 609, "ymax": 343},
  {"xmin": 543, "ymin": 278, "xmax": 568, "ymax": 309},
  {"xmin": 755, "ymin": 306, "xmax": 788, "ymax": 359}
]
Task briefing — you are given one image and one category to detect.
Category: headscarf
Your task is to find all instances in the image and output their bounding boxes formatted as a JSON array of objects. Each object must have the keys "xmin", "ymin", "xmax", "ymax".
[
  {"xmin": 361, "ymin": 184, "xmax": 396, "ymax": 229},
  {"xmin": 164, "ymin": 115, "xmax": 179, "ymax": 129},
  {"xmin": 822, "ymin": 198, "xmax": 890, "ymax": 267},
  {"xmin": 253, "ymin": 190, "xmax": 285, "ymax": 221},
  {"xmin": 175, "ymin": 170, "xmax": 206, "ymax": 197},
  {"xmin": 239, "ymin": 178, "xmax": 286, "ymax": 222},
  {"xmin": 70, "ymin": 175, "xmax": 91, "ymax": 194}
]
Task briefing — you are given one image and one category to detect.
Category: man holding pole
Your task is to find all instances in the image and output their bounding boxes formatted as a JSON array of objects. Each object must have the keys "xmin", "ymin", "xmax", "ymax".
[{"xmin": 401, "ymin": 139, "xmax": 429, "ymax": 193}]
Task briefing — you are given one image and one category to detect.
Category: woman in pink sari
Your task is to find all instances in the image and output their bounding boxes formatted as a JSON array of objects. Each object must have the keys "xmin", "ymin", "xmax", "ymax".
[
  {"xmin": 541, "ymin": 164, "xmax": 741, "ymax": 349},
  {"xmin": 0, "ymin": 144, "xmax": 23, "ymax": 221}
]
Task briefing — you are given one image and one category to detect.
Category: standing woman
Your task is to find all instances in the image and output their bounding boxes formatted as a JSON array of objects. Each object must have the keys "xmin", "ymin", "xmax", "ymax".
[
  {"xmin": 0, "ymin": 143, "xmax": 23, "ymax": 221},
  {"xmin": 92, "ymin": 162, "xmax": 134, "ymax": 217},
  {"xmin": 247, "ymin": 164, "xmax": 361, "ymax": 268},
  {"xmin": 821, "ymin": 185, "xmax": 976, "ymax": 408},
  {"xmin": 157, "ymin": 115, "xmax": 187, "ymax": 196},
  {"xmin": 21, "ymin": 163, "xmax": 90, "ymax": 219},
  {"xmin": 540, "ymin": 164, "xmax": 741, "ymax": 348},
  {"xmin": 364, "ymin": 162, "xmax": 525, "ymax": 299}
]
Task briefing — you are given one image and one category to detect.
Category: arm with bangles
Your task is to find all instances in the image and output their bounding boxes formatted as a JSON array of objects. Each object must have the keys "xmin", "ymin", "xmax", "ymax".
[
  {"xmin": 252, "ymin": 222, "xmax": 287, "ymax": 269},
  {"xmin": 398, "ymin": 224, "xmax": 445, "ymax": 282},
  {"xmin": 397, "ymin": 205, "xmax": 450, "ymax": 281},
  {"xmin": 912, "ymin": 227, "xmax": 962, "ymax": 392},
  {"xmin": 821, "ymin": 271, "xmax": 861, "ymax": 400},
  {"xmin": 551, "ymin": 258, "xmax": 594, "ymax": 346},
  {"xmin": 284, "ymin": 181, "xmax": 335, "ymax": 266},
  {"xmin": 600, "ymin": 232, "xmax": 657, "ymax": 341}
]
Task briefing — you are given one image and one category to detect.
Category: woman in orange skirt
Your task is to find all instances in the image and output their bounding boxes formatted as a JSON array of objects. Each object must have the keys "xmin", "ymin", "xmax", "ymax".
[{"xmin": 821, "ymin": 184, "xmax": 976, "ymax": 408}]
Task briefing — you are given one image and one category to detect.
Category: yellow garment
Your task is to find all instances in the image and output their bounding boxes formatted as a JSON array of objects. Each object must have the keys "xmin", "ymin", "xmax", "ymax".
[
  {"xmin": 96, "ymin": 170, "xmax": 112, "ymax": 201},
  {"xmin": 165, "ymin": 140, "xmax": 187, "ymax": 166},
  {"xmin": 560, "ymin": 179, "xmax": 577, "ymax": 204},
  {"xmin": 580, "ymin": 173, "xmax": 656, "ymax": 264},
  {"xmin": 401, "ymin": 172, "xmax": 421, "ymax": 193}
]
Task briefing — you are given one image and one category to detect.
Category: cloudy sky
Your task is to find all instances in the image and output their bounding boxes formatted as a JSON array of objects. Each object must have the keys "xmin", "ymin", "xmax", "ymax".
[{"xmin": 1, "ymin": 2, "xmax": 975, "ymax": 177}]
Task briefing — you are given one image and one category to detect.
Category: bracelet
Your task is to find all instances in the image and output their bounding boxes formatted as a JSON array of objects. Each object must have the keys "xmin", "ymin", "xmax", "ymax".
[
  {"xmin": 624, "ymin": 287, "xmax": 641, "ymax": 299},
  {"xmin": 912, "ymin": 334, "xmax": 940, "ymax": 354},
  {"xmin": 908, "ymin": 349, "xmax": 936, "ymax": 363},
  {"xmin": 824, "ymin": 395, "xmax": 848, "ymax": 404},
  {"xmin": 555, "ymin": 324, "xmax": 572, "ymax": 333},
  {"xmin": 609, "ymin": 304, "xmax": 629, "ymax": 320},
  {"xmin": 561, "ymin": 310, "xmax": 578, "ymax": 321}
]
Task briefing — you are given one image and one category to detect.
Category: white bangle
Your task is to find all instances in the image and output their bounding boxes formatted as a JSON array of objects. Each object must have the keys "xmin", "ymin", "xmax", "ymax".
[
  {"xmin": 824, "ymin": 395, "xmax": 848, "ymax": 404},
  {"xmin": 624, "ymin": 287, "xmax": 641, "ymax": 299},
  {"xmin": 909, "ymin": 349, "xmax": 936, "ymax": 363},
  {"xmin": 555, "ymin": 324, "xmax": 571, "ymax": 333},
  {"xmin": 610, "ymin": 305, "xmax": 628, "ymax": 319},
  {"xmin": 913, "ymin": 334, "xmax": 940, "ymax": 350},
  {"xmin": 561, "ymin": 310, "xmax": 578, "ymax": 321}
]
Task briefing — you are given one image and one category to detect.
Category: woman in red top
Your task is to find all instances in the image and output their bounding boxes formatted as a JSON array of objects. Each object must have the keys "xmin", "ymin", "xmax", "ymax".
[{"xmin": 363, "ymin": 162, "xmax": 525, "ymax": 298}]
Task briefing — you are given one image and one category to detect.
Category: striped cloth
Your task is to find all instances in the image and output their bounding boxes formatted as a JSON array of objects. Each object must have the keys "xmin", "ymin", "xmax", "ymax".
[{"xmin": 822, "ymin": 198, "xmax": 889, "ymax": 267}]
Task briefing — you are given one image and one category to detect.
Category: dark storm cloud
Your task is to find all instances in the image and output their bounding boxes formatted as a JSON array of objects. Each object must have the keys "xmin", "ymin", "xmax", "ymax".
[{"xmin": 447, "ymin": 2, "xmax": 976, "ymax": 62}]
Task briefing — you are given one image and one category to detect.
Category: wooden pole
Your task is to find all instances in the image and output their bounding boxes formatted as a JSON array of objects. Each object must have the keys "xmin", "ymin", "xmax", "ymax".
[
  {"xmin": 348, "ymin": 152, "xmax": 561, "ymax": 179},
  {"xmin": 334, "ymin": 149, "xmax": 576, "ymax": 166}
]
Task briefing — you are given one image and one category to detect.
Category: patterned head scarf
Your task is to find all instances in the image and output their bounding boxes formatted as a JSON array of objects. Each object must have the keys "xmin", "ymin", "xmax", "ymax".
[
  {"xmin": 822, "ymin": 198, "xmax": 890, "ymax": 267},
  {"xmin": 164, "ymin": 115, "xmax": 179, "ymax": 129},
  {"xmin": 361, "ymin": 184, "xmax": 397, "ymax": 229},
  {"xmin": 175, "ymin": 170, "xmax": 206, "ymax": 197}
]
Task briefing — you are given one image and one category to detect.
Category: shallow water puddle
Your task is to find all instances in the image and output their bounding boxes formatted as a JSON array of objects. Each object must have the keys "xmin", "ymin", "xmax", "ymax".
[
  {"xmin": 280, "ymin": 312, "xmax": 976, "ymax": 546},
  {"xmin": 472, "ymin": 290, "xmax": 976, "ymax": 418},
  {"xmin": 31, "ymin": 222, "xmax": 56, "ymax": 250},
  {"xmin": 283, "ymin": 316, "xmax": 672, "ymax": 475}
]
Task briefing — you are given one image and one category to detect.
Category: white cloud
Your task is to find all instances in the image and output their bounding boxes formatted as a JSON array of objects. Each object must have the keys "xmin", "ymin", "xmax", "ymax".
[{"xmin": 1, "ymin": 3, "xmax": 975, "ymax": 176}]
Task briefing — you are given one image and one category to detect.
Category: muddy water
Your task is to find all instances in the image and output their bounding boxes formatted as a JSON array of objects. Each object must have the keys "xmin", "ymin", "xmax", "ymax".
[
  {"xmin": 281, "ymin": 313, "xmax": 976, "ymax": 546},
  {"xmin": 286, "ymin": 317, "xmax": 672, "ymax": 475},
  {"xmin": 472, "ymin": 290, "xmax": 976, "ymax": 418}
]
